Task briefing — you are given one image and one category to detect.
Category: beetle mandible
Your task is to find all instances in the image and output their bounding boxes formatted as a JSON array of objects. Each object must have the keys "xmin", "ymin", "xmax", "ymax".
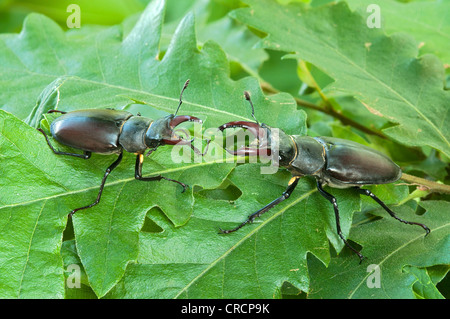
[
  {"xmin": 216, "ymin": 91, "xmax": 430, "ymax": 263},
  {"xmin": 38, "ymin": 80, "xmax": 203, "ymax": 216}
]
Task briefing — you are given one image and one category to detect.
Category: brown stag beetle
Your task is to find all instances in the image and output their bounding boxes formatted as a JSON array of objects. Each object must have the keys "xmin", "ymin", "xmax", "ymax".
[
  {"xmin": 216, "ymin": 91, "xmax": 430, "ymax": 263},
  {"xmin": 38, "ymin": 80, "xmax": 205, "ymax": 216}
]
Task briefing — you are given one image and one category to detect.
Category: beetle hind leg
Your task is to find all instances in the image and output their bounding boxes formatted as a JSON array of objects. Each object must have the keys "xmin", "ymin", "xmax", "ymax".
[
  {"xmin": 355, "ymin": 187, "xmax": 430, "ymax": 236},
  {"xmin": 317, "ymin": 181, "xmax": 366, "ymax": 263},
  {"xmin": 38, "ymin": 128, "xmax": 91, "ymax": 159},
  {"xmin": 69, "ymin": 151, "xmax": 124, "ymax": 216}
]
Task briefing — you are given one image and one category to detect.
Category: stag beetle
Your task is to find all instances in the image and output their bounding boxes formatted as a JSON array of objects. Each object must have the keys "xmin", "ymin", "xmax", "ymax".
[
  {"xmin": 38, "ymin": 80, "xmax": 203, "ymax": 216},
  {"xmin": 217, "ymin": 91, "xmax": 430, "ymax": 263}
]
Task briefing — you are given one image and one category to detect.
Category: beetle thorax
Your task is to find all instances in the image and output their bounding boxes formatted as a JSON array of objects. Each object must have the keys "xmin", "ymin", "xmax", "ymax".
[
  {"xmin": 287, "ymin": 136, "xmax": 326, "ymax": 176},
  {"xmin": 118, "ymin": 116, "xmax": 153, "ymax": 153}
]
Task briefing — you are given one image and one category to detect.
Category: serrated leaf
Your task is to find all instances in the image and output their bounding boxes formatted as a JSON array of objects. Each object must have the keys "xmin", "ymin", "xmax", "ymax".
[
  {"xmin": 0, "ymin": 0, "xmax": 304, "ymax": 298},
  {"xmin": 162, "ymin": 0, "xmax": 269, "ymax": 76},
  {"xmin": 403, "ymin": 265, "xmax": 446, "ymax": 299},
  {"xmin": 2, "ymin": 0, "xmax": 445, "ymax": 300},
  {"xmin": 105, "ymin": 164, "xmax": 368, "ymax": 298},
  {"xmin": 307, "ymin": 201, "xmax": 449, "ymax": 299},
  {"xmin": 345, "ymin": 0, "xmax": 450, "ymax": 64},
  {"xmin": 232, "ymin": 0, "xmax": 450, "ymax": 157}
]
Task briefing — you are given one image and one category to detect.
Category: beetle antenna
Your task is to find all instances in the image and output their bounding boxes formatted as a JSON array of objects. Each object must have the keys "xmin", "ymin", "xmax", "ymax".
[
  {"xmin": 244, "ymin": 91, "xmax": 259, "ymax": 125},
  {"xmin": 174, "ymin": 79, "xmax": 190, "ymax": 116}
]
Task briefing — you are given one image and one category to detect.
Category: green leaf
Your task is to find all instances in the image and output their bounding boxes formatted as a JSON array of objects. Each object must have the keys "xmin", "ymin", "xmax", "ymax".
[
  {"xmin": 24, "ymin": 76, "xmax": 69, "ymax": 128},
  {"xmin": 2, "ymin": 0, "xmax": 447, "ymax": 300},
  {"xmin": 0, "ymin": 0, "xmax": 304, "ymax": 298},
  {"xmin": 0, "ymin": 112, "xmax": 67, "ymax": 298},
  {"xmin": 232, "ymin": 0, "xmax": 450, "ymax": 157},
  {"xmin": 61, "ymin": 240, "xmax": 97, "ymax": 299},
  {"xmin": 197, "ymin": 16, "xmax": 269, "ymax": 77},
  {"xmin": 307, "ymin": 201, "xmax": 449, "ymax": 299},
  {"xmin": 403, "ymin": 265, "xmax": 447, "ymax": 299},
  {"xmin": 162, "ymin": 0, "xmax": 269, "ymax": 76},
  {"xmin": 105, "ymin": 165, "xmax": 363, "ymax": 298},
  {"xmin": 345, "ymin": 0, "xmax": 450, "ymax": 64}
]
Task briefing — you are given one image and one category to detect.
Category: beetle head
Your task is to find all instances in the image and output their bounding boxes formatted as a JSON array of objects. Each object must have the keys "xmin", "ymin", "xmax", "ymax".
[
  {"xmin": 218, "ymin": 121, "xmax": 295, "ymax": 166},
  {"xmin": 144, "ymin": 114, "xmax": 204, "ymax": 153},
  {"xmin": 217, "ymin": 91, "xmax": 295, "ymax": 166},
  {"xmin": 143, "ymin": 79, "xmax": 208, "ymax": 155}
]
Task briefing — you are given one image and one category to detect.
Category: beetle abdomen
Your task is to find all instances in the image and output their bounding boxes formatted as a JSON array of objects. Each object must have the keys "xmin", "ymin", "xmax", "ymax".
[
  {"xmin": 50, "ymin": 109, "xmax": 133, "ymax": 154},
  {"xmin": 318, "ymin": 137, "xmax": 401, "ymax": 187}
]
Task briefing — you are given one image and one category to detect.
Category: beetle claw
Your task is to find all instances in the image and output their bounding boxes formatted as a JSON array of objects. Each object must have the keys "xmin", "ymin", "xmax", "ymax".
[
  {"xmin": 423, "ymin": 224, "xmax": 431, "ymax": 237},
  {"xmin": 169, "ymin": 115, "xmax": 202, "ymax": 129},
  {"xmin": 163, "ymin": 115, "xmax": 210, "ymax": 156},
  {"xmin": 218, "ymin": 121, "xmax": 266, "ymax": 141},
  {"xmin": 217, "ymin": 120, "xmax": 272, "ymax": 157},
  {"xmin": 358, "ymin": 254, "xmax": 366, "ymax": 264}
]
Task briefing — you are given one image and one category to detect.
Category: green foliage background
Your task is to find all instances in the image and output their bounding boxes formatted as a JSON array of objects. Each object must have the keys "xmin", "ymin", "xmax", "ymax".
[{"xmin": 0, "ymin": 0, "xmax": 449, "ymax": 299}]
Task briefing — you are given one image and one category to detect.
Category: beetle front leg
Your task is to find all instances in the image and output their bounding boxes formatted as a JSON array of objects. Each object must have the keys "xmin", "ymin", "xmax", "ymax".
[
  {"xmin": 355, "ymin": 187, "xmax": 431, "ymax": 235},
  {"xmin": 316, "ymin": 181, "xmax": 366, "ymax": 263},
  {"xmin": 219, "ymin": 176, "xmax": 301, "ymax": 234},
  {"xmin": 134, "ymin": 153, "xmax": 188, "ymax": 193},
  {"xmin": 70, "ymin": 151, "xmax": 124, "ymax": 216}
]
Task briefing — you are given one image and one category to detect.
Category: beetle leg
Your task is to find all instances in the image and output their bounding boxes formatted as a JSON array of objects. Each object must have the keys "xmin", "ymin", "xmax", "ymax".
[
  {"xmin": 38, "ymin": 128, "xmax": 91, "ymax": 159},
  {"xmin": 69, "ymin": 151, "xmax": 123, "ymax": 216},
  {"xmin": 219, "ymin": 176, "xmax": 301, "ymax": 234},
  {"xmin": 187, "ymin": 138, "xmax": 211, "ymax": 156},
  {"xmin": 163, "ymin": 136, "xmax": 210, "ymax": 156},
  {"xmin": 47, "ymin": 109, "xmax": 67, "ymax": 114},
  {"xmin": 165, "ymin": 115, "xmax": 211, "ymax": 156},
  {"xmin": 145, "ymin": 147, "xmax": 158, "ymax": 157},
  {"xmin": 218, "ymin": 121, "xmax": 271, "ymax": 157},
  {"xmin": 316, "ymin": 181, "xmax": 366, "ymax": 264},
  {"xmin": 355, "ymin": 187, "xmax": 431, "ymax": 236},
  {"xmin": 134, "ymin": 153, "xmax": 188, "ymax": 193}
]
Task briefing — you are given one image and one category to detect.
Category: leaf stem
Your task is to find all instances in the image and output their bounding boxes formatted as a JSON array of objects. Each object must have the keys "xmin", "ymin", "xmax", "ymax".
[
  {"xmin": 400, "ymin": 173, "xmax": 450, "ymax": 194},
  {"xmin": 260, "ymin": 81, "xmax": 387, "ymax": 139}
]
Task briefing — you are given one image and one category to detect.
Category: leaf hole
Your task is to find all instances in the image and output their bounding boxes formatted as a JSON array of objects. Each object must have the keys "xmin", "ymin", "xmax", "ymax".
[
  {"xmin": 197, "ymin": 180, "xmax": 242, "ymax": 201},
  {"xmin": 141, "ymin": 207, "xmax": 165, "ymax": 233}
]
